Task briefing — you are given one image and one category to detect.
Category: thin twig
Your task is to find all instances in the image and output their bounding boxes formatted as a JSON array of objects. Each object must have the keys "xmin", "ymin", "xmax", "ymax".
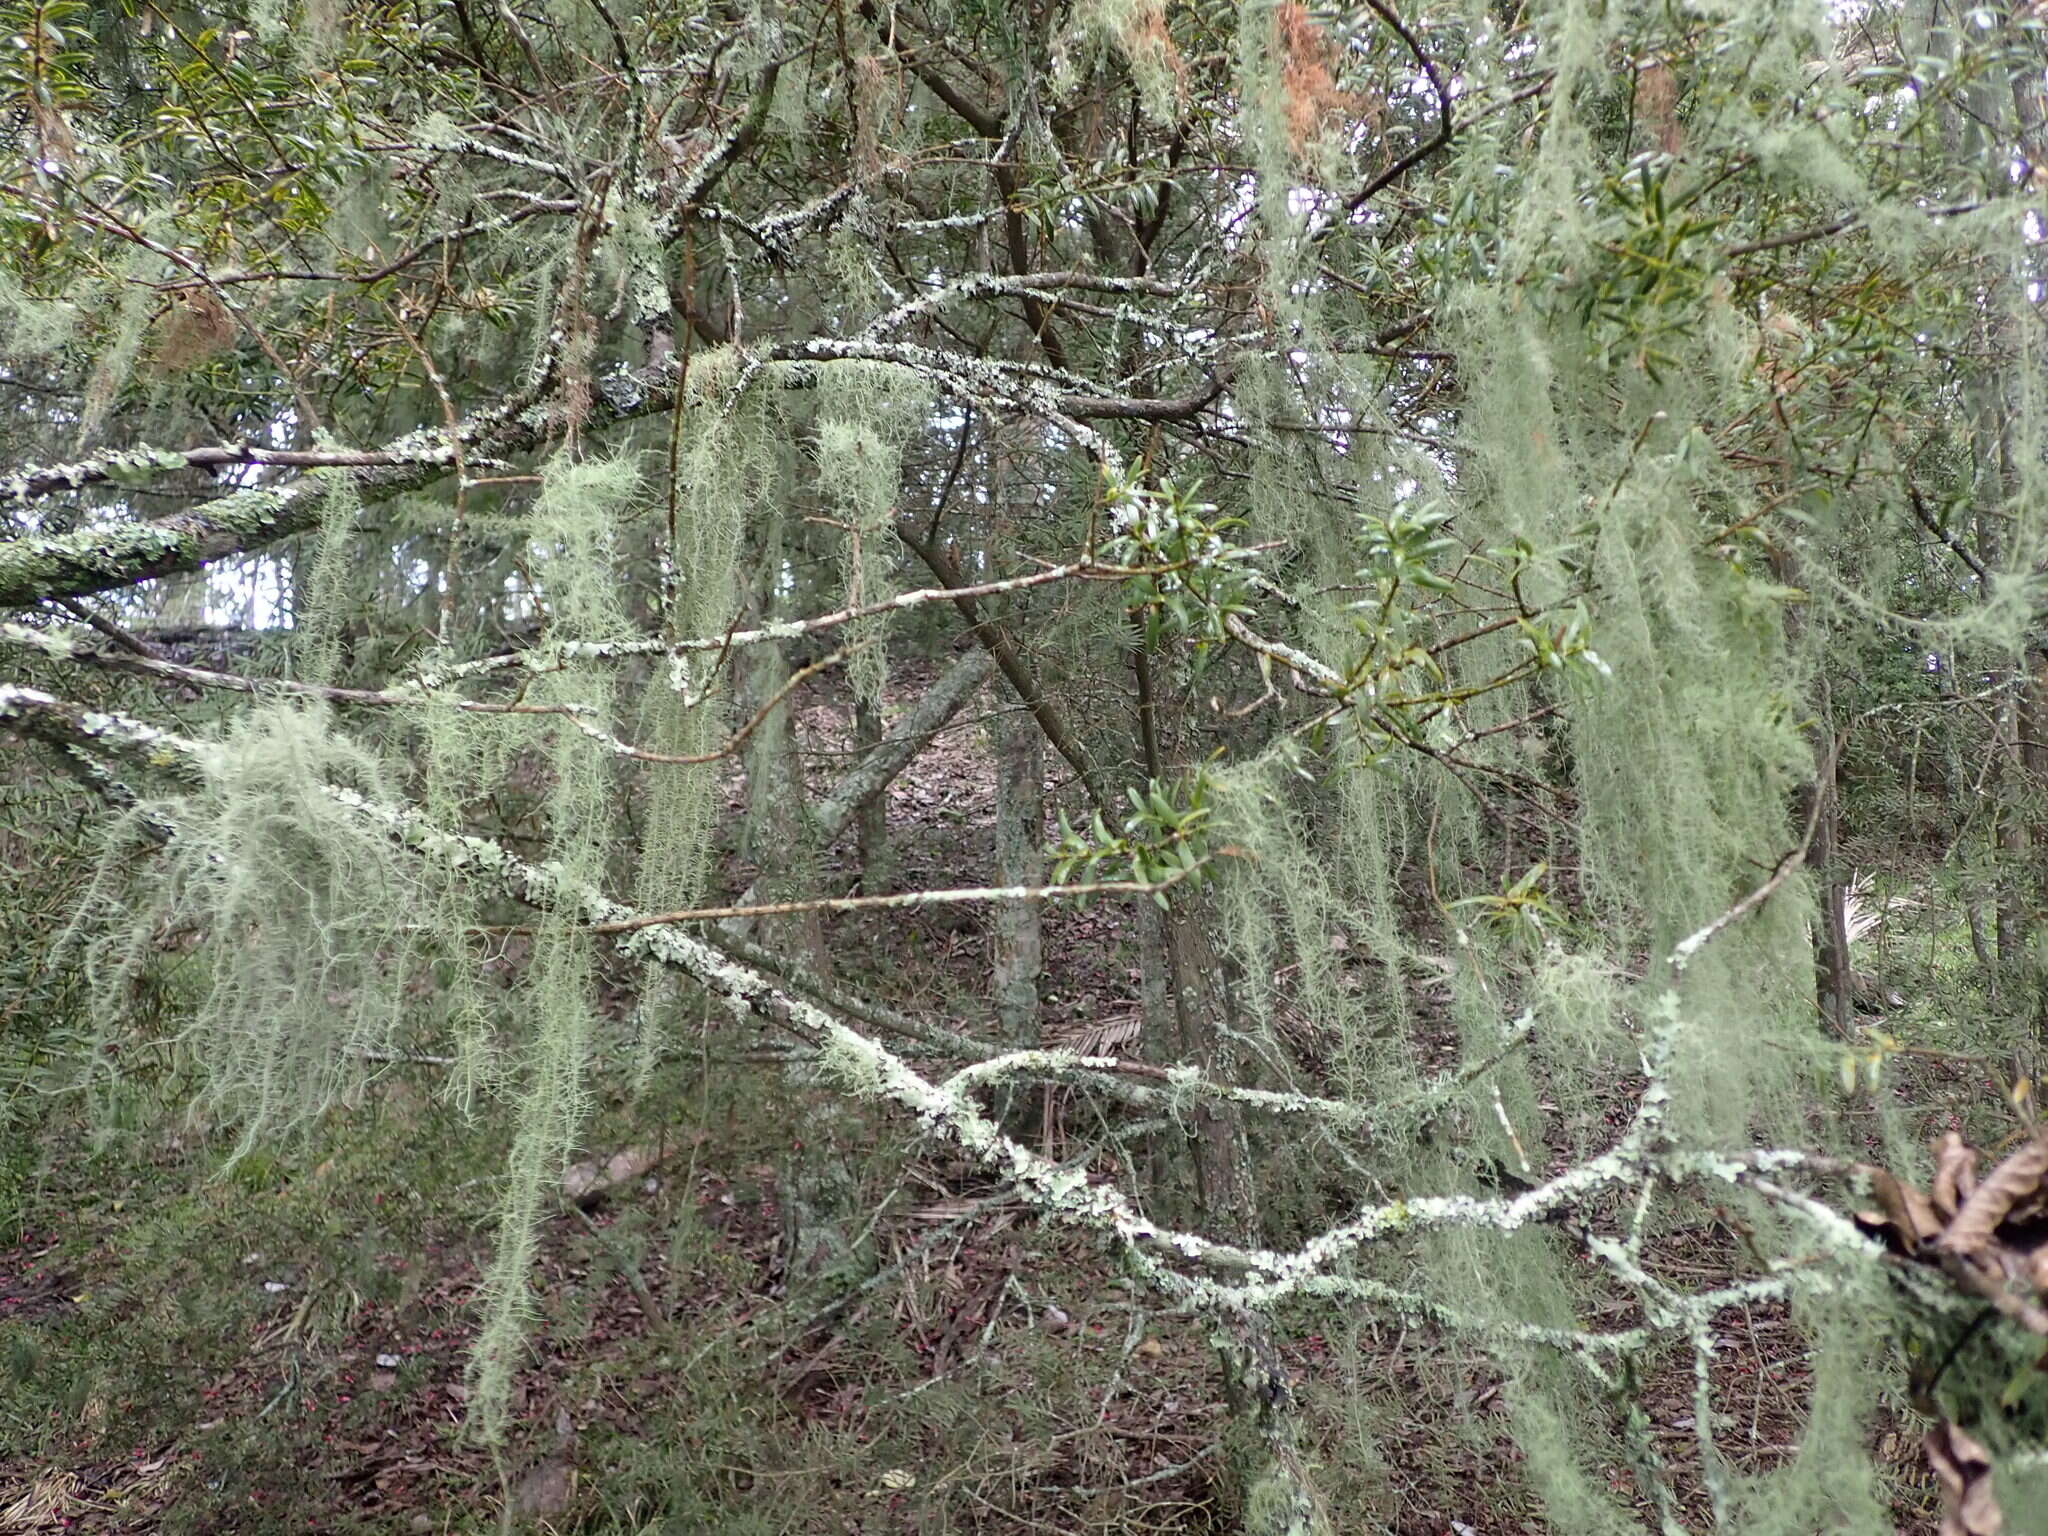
[{"xmin": 582, "ymin": 859, "xmax": 1216, "ymax": 935}]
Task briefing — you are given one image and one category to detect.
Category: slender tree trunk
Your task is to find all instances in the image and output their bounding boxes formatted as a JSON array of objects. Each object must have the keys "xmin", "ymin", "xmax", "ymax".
[
  {"xmin": 1134, "ymin": 897, "xmax": 1178, "ymax": 1193},
  {"xmin": 2021, "ymin": 649, "xmax": 2048, "ymax": 1047},
  {"xmin": 1948, "ymin": 27, "xmax": 2044, "ymax": 1030},
  {"xmin": 1130, "ymin": 629, "xmax": 1184, "ymax": 1183},
  {"xmin": 1806, "ymin": 701, "xmax": 1852, "ymax": 1039},
  {"xmin": 1124, "ymin": 620, "xmax": 1320, "ymax": 1534},
  {"xmin": 1971, "ymin": 359, "xmax": 2036, "ymax": 1017},
  {"xmin": 1164, "ymin": 896, "xmax": 1254, "ymax": 1221},
  {"xmin": 986, "ymin": 441, "xmax": 1045, "ymax": 1047},
  {"xmin": 990, "ymin": 703, "xmax": 1044, "ymax": 1044},
  {"xmin": 734, "ymin": 520, "xmax": 832, "ymax": 978},
  {"xmin": 1968, "ymin": 895, "xmax": 1996, "ymax": 988},
  {"xmin": 853, "ymin": 693, "xmax": 890, "ymax": 892},
  {"xmin": 1772, "ymin": 471, "xmax": 1854, "ymax": 1037},
  {"xmin": 736, "ymin": 639, "xmax": 833, "ymax": 977}
]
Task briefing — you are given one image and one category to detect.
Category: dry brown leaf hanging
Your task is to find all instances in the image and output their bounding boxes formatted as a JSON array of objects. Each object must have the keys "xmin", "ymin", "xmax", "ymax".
[
  {"xmin": 1925, "ymin": 1420, "xmax": 2004, "ymax": 1536},
  {"xmin": 1945, "ymin": 1138, "xmax": 2048, "ymax": 1255},
  {"xmin": 1861, "ymin": 1166, "xmax": 1945, "ymax": 1255},
  {"xmin": 1934, "ymin": 1132, "xmax": 1980, "ymax": 1222},
  {"xmin": 1856, "ymin": 1131, "xmax": 2048, "ymax": 1334}
]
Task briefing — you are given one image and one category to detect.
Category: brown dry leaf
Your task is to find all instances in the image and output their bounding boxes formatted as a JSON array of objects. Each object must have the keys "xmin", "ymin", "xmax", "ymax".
[
  {"xmin": 1943, "ymin": 1135, "xmax": 2048, "ymax": 1256},
  {"xmin": 563, "ymin": 1144, "xmax": 666, "ymax": 1205},
  {"xmin": 1925, "ymin": 1421, "xmax": 2004, "ymax": 1536},
  {"xmin": 1933, "ymin": 1132, "xmax": 1980, "ymax": 1222},
  {"xmin": 1856, "ymin": 1165, "xmax": 1945, "ymax": 1253}
]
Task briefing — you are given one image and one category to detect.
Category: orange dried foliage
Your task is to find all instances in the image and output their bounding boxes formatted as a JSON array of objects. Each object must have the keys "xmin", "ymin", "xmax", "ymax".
[
  {"xmin": 150, "ymin": 290, "xmax": 235, "ymax": 371},
  {"xmin": 1274, "ymin": 3, "xmax": 1357, "ymax": 153},
  {"xmin": 852, "ymin": 53, "xmax": 898, "ymax": 179},
  {"xmin": 1118, "ymin": 1, "xmax": 1188, "ymax": 106}
]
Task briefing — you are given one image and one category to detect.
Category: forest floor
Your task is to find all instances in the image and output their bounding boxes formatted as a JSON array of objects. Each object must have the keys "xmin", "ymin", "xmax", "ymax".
[{"xmin": 0, "ymin": 664, "xmax": 1946, "ymax": 1534}]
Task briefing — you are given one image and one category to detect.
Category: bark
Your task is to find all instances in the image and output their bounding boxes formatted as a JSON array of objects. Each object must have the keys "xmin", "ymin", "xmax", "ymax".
[
  {"xmin": 1972, "ymin": 351, "xmax": 2036, "ymax": 1014},
  {"xmin": 0, "ymin": 474, "xmax": 368, "ymax": 610},
  {"xmin": 1968, "ymin": 895, "xmax": 1996, "ymax": 987},
  {"xmin": 733, "ymin": 517, "xmax": 832, "ymax": 978},
  {"xmin": 1952, "ymin": 33, "xmax": 2045, "ymax": 1031},
  {"xmin": 1807, "ymin": 740, "xmax": 1852, "ymax": 1040},
  {"xmin": 734, "ymin": 638, "xmax": 832, "ymax": 976},
  {"xmin": 1123, "ymin": 625, "xmax": 1312, "ymax": 1535},
  {"xmin": 1164, "ymin": 896, "xmax": 1256, "ymax": 1223},
  {"xmin": 990, "ymin": 702, "xmax": 1044, "ymax": 1044},
  {"xmin": 815, "ymin": 649, "xmax": 990, "ymax": 843},
  {"xmin": 0, "ymin": 368, "xmax": 1159, "ymax": 612},
  {"xmin": 1134, "ymin": 899, "xmax": 1176, "ymax": 1082},
  {"xmin": 853, "ymin": 694, "xmax": 891, "ymax": 892},
  {"xmin": 0, "ymin": 392, "xmax": 586, "ymax": 608}
]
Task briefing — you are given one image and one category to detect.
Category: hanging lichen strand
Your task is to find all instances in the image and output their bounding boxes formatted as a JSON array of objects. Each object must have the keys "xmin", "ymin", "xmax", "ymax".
[
  {"xmin": 67, "ymin": 702, "xmax": 439, "ymax": 1158},
  {"xmin": 814, "ymin": 362, "xmax": 933, "ymax": 711},
  {"xmin": 1446, "ymin": 0, "xmax": 1829, "ymax": 1152},
  {"xmin": 440, "ymin": 452, "xmax": 639, "ymax": 1434},
  {"xmin": 631, "ymin": 357, "xmax": 783, "ymax": 1076},
  {"xmin": 464, "ymin": 691, "xmax": 612, "ymax": 1441}
]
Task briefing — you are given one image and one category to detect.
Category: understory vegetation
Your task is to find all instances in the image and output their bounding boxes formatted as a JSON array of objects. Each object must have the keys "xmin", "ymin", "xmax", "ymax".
[{"xmin": 1, "ymin": 0, "xmax": 2045, "ymax": 1531}]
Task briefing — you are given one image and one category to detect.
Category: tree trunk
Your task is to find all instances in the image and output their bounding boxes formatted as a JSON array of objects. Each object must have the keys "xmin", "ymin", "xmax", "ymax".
[
  {"xmin": 853, "ymin": 693, "xmax": 891, "ymax": 893},
  {"xmin": 1951, "ymin": 35, "xmax": 2044, "ymax": 1030},
  {"xmin": 733, "ymin": 520, "xmax": 832, "ymax": 979},
  {"xmin": 1123, "ymin": 625, "xmax": 1319, "ymax": 1533},
  {"xmin": 1806, "ymin": 728, "xmax": 1852, "ymax": 1040},
  {"xmin": 990, "ymin": 703, "xmax": 1043, "ymax": 1044}
]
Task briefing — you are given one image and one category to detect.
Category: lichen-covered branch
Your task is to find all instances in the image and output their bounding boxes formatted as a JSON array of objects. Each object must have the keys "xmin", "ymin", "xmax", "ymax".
[
  {"xmin": 401, "ymin": 560, "xmax": 1106, "ymax": 692},
  {"xmin": 0, "ymin": 682, "xmax": 1876, "ymax": 1336},
  {"xmin": 0, "ymin": 622, "xmax": 838, "ymax": 768},
  {"xmin": 0, "ymin": 336, "xmax": 1180, "ymax": 608}
]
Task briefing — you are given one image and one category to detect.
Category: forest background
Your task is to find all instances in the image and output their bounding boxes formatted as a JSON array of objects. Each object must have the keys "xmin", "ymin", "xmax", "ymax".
[{"xmin": 0, "ymin": 0, "xmax": 2045, "ymax": 1531}]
